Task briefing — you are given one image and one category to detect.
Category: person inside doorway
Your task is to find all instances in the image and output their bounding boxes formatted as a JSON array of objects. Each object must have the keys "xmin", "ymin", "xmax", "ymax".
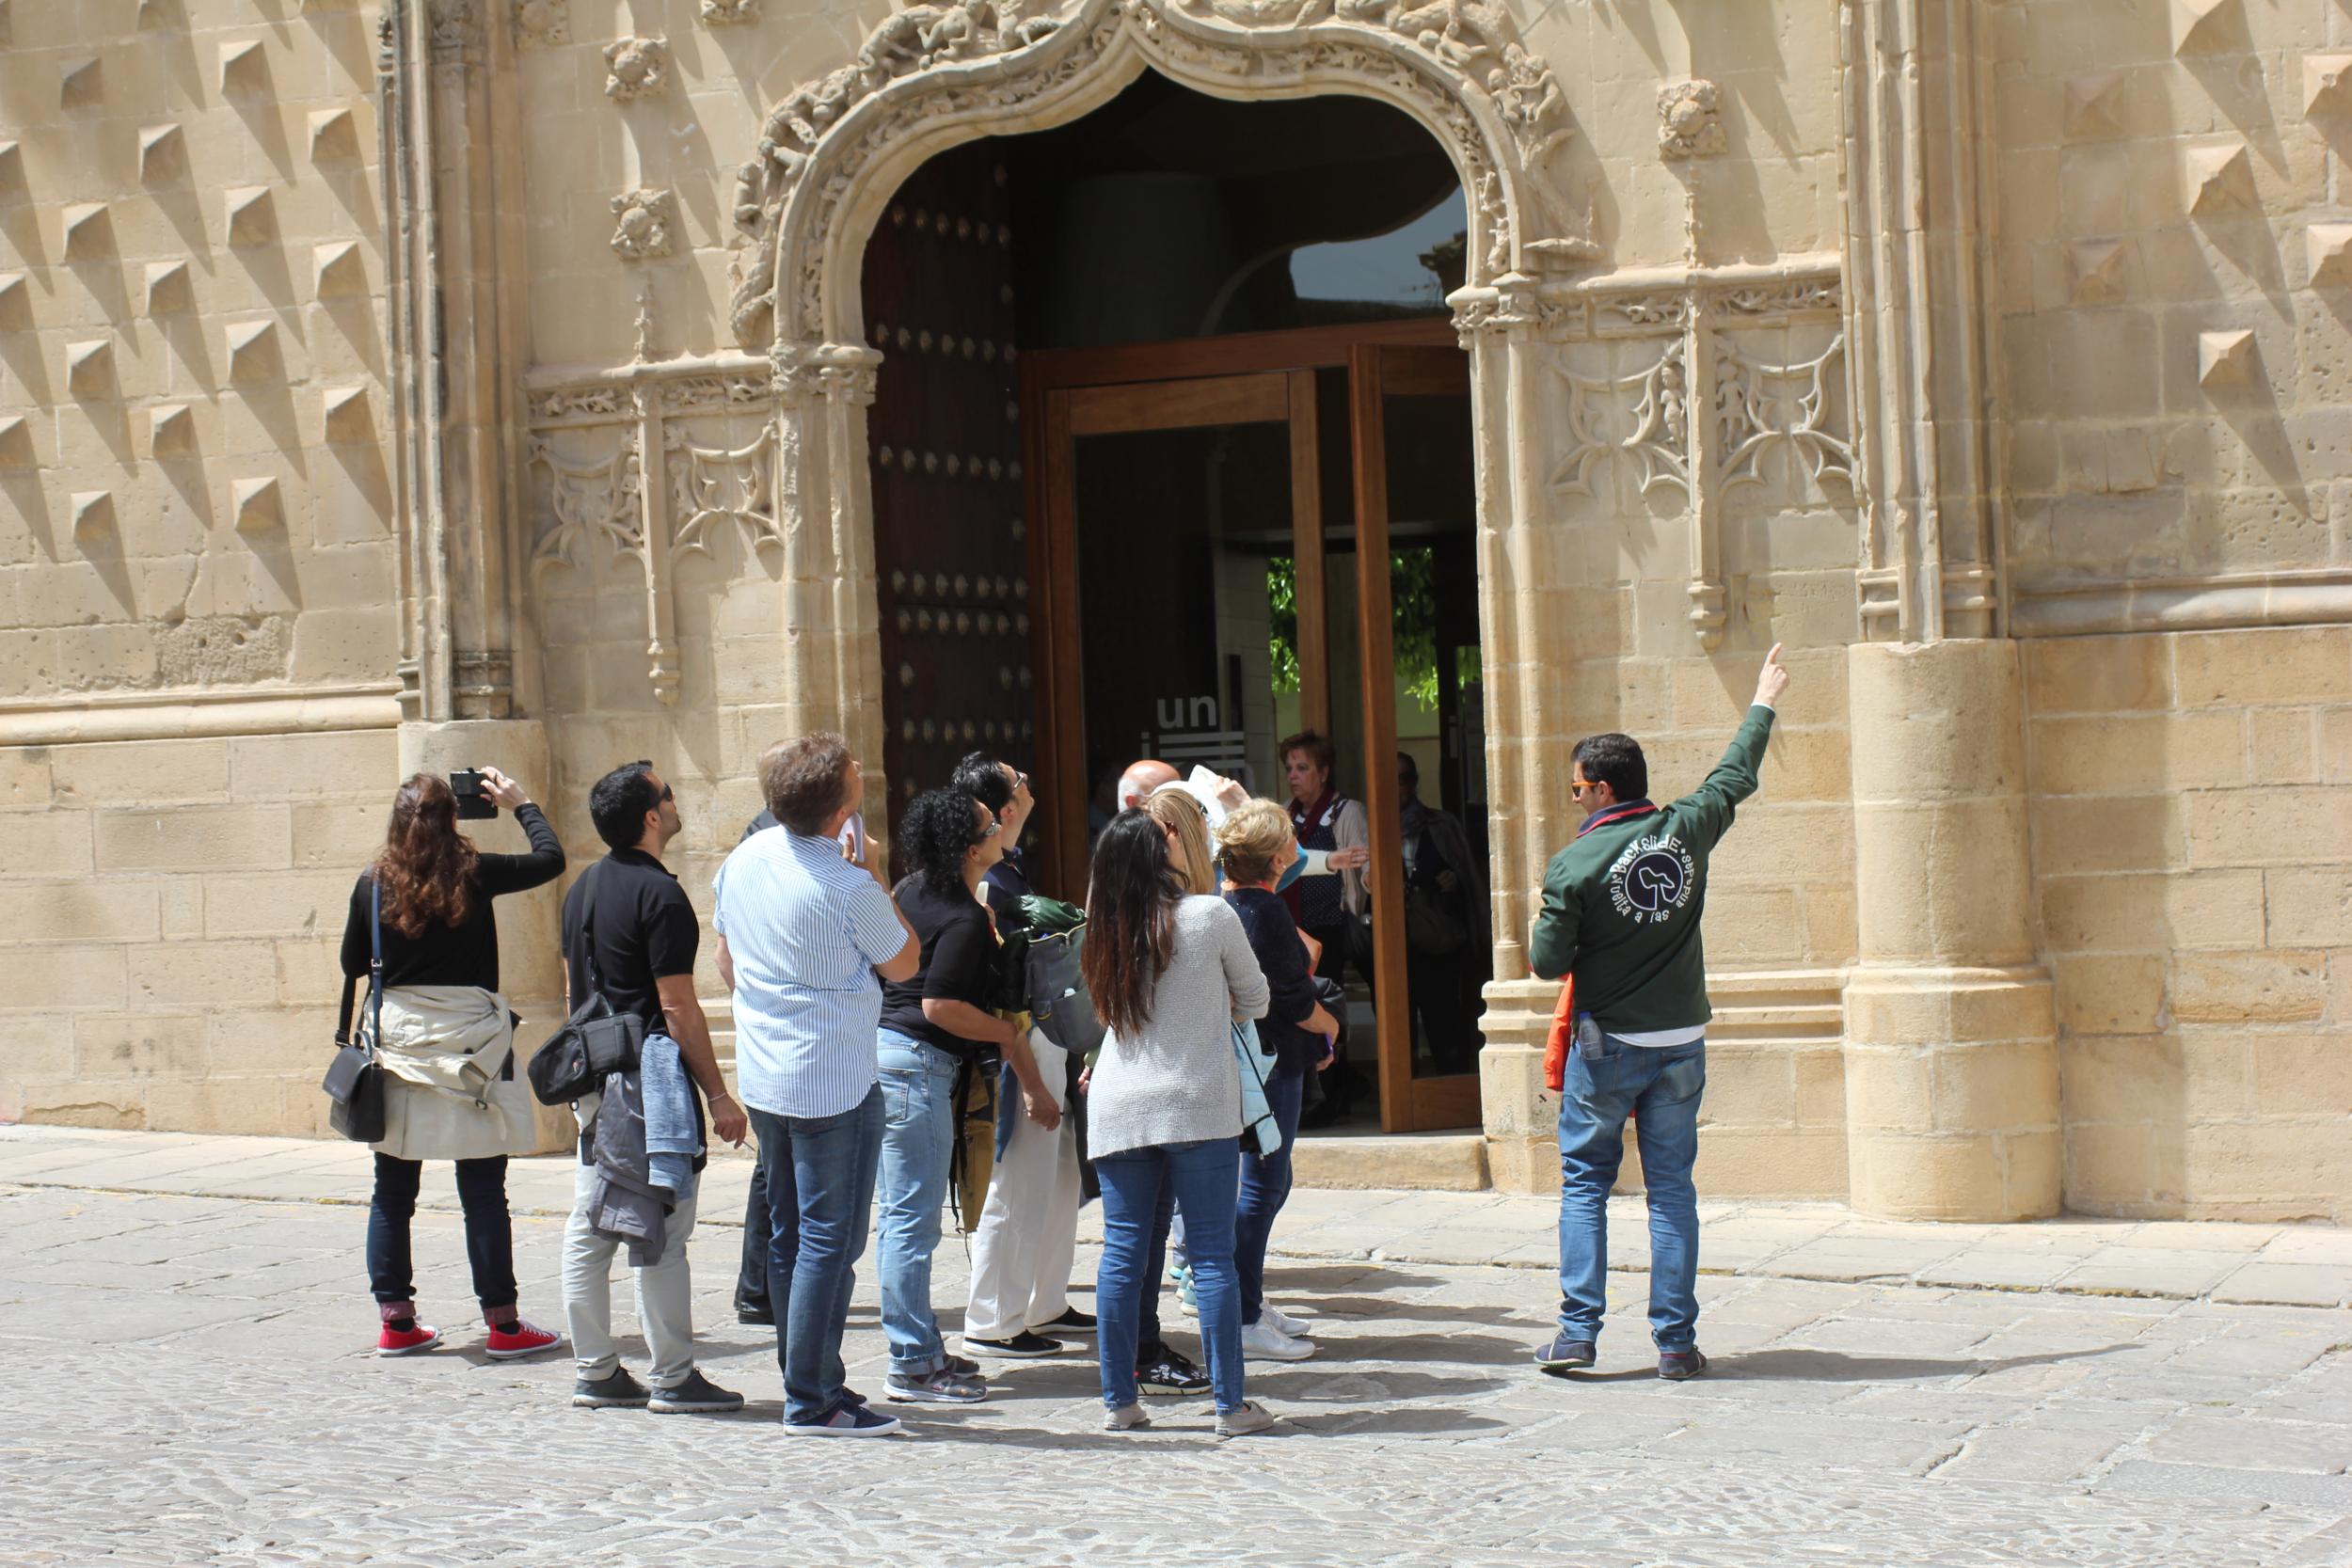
[
  {"xmin": 1279, "ymin": 732, "xmax": 1373, "ymax": 1124},
  {"xmin": 1396, "ymin": 750, "xmax": 1486, "ymax": 1075}
]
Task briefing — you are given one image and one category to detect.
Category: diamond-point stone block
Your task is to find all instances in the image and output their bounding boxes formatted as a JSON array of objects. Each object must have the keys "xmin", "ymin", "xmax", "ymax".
[
  {"xmin": 145, "ymin": 258, "xmax": 194, "ymax": 314},
  {"xmin": 0, "ymin": 141, "xmax": 20, "ymax": 195},
  {"xmin": 2309, "ymin": 225, "xmax": 2352, "ymax": 287},
  {"xmin": 2171, "ymin": 0, "xmax": 2236, "ymax": 55},
  {"xmin": 321, "ymin": 386, "xmax": 370, "ymax": 443},
  {"xmin": 151, "ymin": 403, "xmax": 197, "ymax": 459},
  {"xmin": 225, "ymin": 186, "xmax": 275, "ymax": 248},
  {"xmin": 2199, "ymin": 328, "xmax": 2257, "ymax": 389},
  {"xmin": 2185, "ymin": 142, "xmax": 2256, "ymax": 215},
  {"xmin": 313, "ymin": 241, "xmax": 366, "ymax": 299},
  {"xmin": 0, "ymin": 269, "xmax": 27, "ymax": 327},
  {"xmin": 309, "ymin": 107, "xmax": 358, "ymax": 162},
  {"xmin": 220, "ymin": 40, "xmax": 267, "ymax": 95},
  {"xmin": 65, "ymin": 337, "xmax": 112, "ymax": 397},
  {"xmin": 2306, "ymin": 54, "xmax": 2352, "ymax": 118},
  {"xmin": 2069, "ymin": 239, "xmax": 2131, "ymax": 304},
  {"xmin": 2065, "ymin": 72, "xmax": 2126, "ymax": 137},
  {"xmin": 72, "ymin": 489, "xmax": 116, "ymax": 539},
  {"xmin": 139, "ymin": 123, "xmax": 185, "ymax": 182},
  {"xmin": 62, "ymin": 202, "xmax": 112, "ymax": 261},
  {"xmin": 60, "ymin": 55, "xmax": 103, "ymax": 110},
  {"xmin": 225, "ymin": 319, "xmax": 277, "ymax": 384},
  {"xmin": 232, "ymin": 476, "xmax": 283, "ymax": 533},
  {"xmin": 0, "ymin": 415, "xmax": 30, "ymax": 468}
]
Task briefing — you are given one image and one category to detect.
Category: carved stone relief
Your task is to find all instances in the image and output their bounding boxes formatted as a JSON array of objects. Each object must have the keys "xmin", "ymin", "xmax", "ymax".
[
  {"xmin": 513, "ymin": 0, "xmax": 569, "ymax": 46},
  {"xmin": 1658, "ymin": 79, "xmax": 1724, "ymax": 159},
  {"xmin": 603, "ymin": 35, "xmax": 669, "ymax": 101},
  {"xmin": 610, "ymin": 187, "xmax": 679, "ymax": 261},
  {"xmin": 700, "ymin": 0, "xmax": 760, "ymax": 22}
]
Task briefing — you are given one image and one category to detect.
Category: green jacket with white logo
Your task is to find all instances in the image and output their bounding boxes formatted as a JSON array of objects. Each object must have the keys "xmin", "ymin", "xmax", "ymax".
[{"xmin": 1528, "ymin": 705, "xmax": 1775, "ymax": 1035}]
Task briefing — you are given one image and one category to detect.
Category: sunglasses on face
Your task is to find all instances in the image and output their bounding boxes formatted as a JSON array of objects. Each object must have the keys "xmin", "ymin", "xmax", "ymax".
[
  {"xmin": 629, "ymin": 761, "xmax": 675, "ymax": 804},
  {"xmin": 1569, "ymin": 781, "xmax": 1596, "ymax": 798}
]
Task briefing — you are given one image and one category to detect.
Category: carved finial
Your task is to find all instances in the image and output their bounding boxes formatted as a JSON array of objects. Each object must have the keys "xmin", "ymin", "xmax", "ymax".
[
  {"xmin": 65, "ymin": 338, "xmax": 113, "ymax": 398},
  {"xmin": 2064, "ymin": 72, "xmax": 2125, "ymax": 137},
  {"xmin": 2198, "ymin": 328, "xmax": 2256, "ymax": 389},
  {"xmin": 603, "ymin": 36, "xmax": 669, "ymax": 101},
  {"xmin": 232, "ymin": 476, "xmax": 284, "ymax": 534},
  {"xmin": 2308, "ymin": 224, "xmax": 2352, "ymax": 287},
  {"xmin": 513, "ymin": 0, "xmax": 569, "ymax": 46},
  {"xmin": 145, "ymin": 258, "xmax": 195, "ymax": 314},
  {"xmin": 610, "ymin": 187, "xmax": 679, "ymax": 261},
  {"xmin": 2067, "ymin": 238, "xmax": 2130, "ymax": 304},
  {"xmin": 2184, "ymin": 142, "xmax": 2256, "ymax": 215},
  {"xmin": 1658, "ymin": 80, "xmax": 1724, "ymax": 159}
]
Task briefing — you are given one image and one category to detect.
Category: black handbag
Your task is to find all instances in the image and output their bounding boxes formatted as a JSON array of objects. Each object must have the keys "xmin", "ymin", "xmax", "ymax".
[
  {"xmin": 528, "ymin": 863, "xmax": 645, "ymax": 1106},
  {"xmin": 322, "ymin": 876, "xmax": 388, "ymax": 1143}
]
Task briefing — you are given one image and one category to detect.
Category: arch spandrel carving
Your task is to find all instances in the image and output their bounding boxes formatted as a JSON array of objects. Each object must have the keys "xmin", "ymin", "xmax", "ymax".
[{"xmin": 727, "ymin": 0, "xmax": 1598, "ymax": 352}]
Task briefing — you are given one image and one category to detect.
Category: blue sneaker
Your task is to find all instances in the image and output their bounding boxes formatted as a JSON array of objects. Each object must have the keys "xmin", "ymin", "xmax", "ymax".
[
  {"xmin": 785, "ymin": 1398, "xmax": 903, "ymax": 1437},
  {"xmin": 1534, "ymin": 1333, "xmax": 1597, "ymax": 1371}
]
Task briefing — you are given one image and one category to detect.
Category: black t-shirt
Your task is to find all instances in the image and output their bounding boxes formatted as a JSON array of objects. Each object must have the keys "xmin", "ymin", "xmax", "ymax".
[
  {"xmin": 340, "ymin": 803, "xmax": 565, "ymax": 992},
  {"xmin": 877, "ymin": 877, "xmax": 999, "ymax": 1057},
  {"xmin": 1227, "ymin": 886, "xmax": 1326, "ymax": 1077},
  {"xmin": 561, "ymin": 848, "xmax": 699, "ymax": 1033}
]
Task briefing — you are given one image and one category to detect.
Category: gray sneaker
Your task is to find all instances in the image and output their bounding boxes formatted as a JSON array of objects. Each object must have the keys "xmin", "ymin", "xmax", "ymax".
[
  {"xmin": 884, "ymin": 1367, "xmax": 989, "ymax": 1403},
  {"xmin": 572, "ymin": 1368, "xmax": 651, "ymax": 1409},
  {"xmin": 648, "ymin": 1369, "xmax": 745, "ymax": 1414},
  {"xmin": 1103, "ymin": 1402, "xmax": 1152, "ymax": 1432},
  {"xmin": 1216, "ymin": 1400, "xmax": 1279, "ymax": 1438}
]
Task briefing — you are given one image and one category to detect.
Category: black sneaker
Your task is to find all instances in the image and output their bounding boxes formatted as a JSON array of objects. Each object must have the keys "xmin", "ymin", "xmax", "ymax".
[
  {"xmin": 736, "ymin": 1302, "xmax": 775, "ymax": 1326},
  {"xmin": 1534, "ymin": 1333, "xmax": 1597, "ymax": 1371},
  {"xmin": 1136, "ymin": 1348, "xmax": 1212, "ymax": 1396},
  {"xmin": 1035, "ymin": 1307, "xmax": 1097, "ymax": 1336},
  {"xmin": 1658, "ymin": 1349, "xmax": 1708, "ymax": 1382},
  {"xmin": 965, "ymin": 1331, "xmax": 1065, "ymax": 1358},
  {"xmin": 573, "ymin": 1368, "xmax": 651, "ymax": 1409},
  {"xmin": 648, "ymin": 1369, "xmax": 746, "ymax": 1414},
  {"xmin": 784, "ymin": 1398, "xmax": 903, "ymax": 1438}
]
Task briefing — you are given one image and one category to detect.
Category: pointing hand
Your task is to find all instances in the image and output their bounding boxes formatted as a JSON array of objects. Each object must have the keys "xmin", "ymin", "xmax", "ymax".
[{"xmin": 1754, "ymin": 643, "xmax": 1789, "ymax": 708}]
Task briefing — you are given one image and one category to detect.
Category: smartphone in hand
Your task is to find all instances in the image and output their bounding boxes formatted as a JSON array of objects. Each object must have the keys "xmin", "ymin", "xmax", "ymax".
[
  {"xmin": 450, "ymin": 768, "xmax": 498, "ymax": 820},
  {"xmin": 838, "ymin": 811, "xmax": 867, "ymax": 863}
]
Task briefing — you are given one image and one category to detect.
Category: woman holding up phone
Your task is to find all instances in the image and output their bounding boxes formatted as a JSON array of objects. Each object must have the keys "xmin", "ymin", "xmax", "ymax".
[{"xmin": 338, "ymin": 766, "xmax": 564, "ymax": 1359}]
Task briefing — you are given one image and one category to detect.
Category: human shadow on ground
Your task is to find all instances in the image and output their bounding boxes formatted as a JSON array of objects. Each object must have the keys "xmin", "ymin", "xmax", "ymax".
[
  {"xmin": 1295, "ymin": 1292, "xmax": 1545, "ymax": 1330},
  {"xmin": 1540, "ymin": 1344, "xmax": 2137, "ymax": 1385}
]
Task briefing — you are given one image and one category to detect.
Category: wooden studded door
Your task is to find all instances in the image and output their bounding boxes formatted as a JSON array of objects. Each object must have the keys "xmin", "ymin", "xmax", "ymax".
[{"xmin": 862, "ymin": 142, "xmax": 1034, "ymax": 846}]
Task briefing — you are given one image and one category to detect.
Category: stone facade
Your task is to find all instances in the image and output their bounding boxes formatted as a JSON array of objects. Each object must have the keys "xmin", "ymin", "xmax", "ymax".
[{"xmin": 0, "ymin": 0, "xmax": 2344, "ymax": 1222}]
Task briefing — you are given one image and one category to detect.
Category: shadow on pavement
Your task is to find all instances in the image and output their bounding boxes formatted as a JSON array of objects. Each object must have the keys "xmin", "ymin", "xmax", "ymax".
[{"xmin": 1708, "ymin": 1344, "xmax": 2137, "ymax": 1382}]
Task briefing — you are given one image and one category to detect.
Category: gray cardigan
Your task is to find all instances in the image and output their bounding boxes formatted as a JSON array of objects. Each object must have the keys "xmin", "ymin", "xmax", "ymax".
[{"xmin": 1086, "ymin": 895, "xmax": 1271, "ymax": 1160}]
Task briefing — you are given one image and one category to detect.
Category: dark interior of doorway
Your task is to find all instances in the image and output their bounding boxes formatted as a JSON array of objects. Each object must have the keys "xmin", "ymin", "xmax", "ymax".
[{"xmin": 861, "ymin": 71, "xmax": 1486, "ymax": 1131}]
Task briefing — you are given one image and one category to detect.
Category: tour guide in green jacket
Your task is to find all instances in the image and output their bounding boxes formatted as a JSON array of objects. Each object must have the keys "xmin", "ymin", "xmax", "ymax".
[{"xmin": 1527, "ymin": 644, "xmax": 1789, "ymax": 1382}]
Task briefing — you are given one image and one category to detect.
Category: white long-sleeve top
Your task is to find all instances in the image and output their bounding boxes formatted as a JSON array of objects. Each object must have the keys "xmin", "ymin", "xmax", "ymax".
[{"xmin": 1085, "ymin": 895, "xmax": 1271, "ymax": 1160}]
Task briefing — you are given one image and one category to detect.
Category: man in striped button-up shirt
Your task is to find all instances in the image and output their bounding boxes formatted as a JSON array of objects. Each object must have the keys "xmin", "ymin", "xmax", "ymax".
[{"xmin": 715, "ymin": 733, "xmax": 918, "ymax": 1437}]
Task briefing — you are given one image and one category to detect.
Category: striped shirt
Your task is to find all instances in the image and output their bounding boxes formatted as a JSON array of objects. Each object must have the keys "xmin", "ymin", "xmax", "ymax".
[{"xmin": 714, "ymin": 826, "xmax": 908, "ymax": 1119}]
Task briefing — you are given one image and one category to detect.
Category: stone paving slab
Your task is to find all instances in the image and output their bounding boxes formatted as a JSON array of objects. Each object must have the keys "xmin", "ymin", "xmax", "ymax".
[
  {"xmin": 9, "ymin": 1125, "xmax": 2346, "ymax": 1307},
  {"xmin": 3, "ymin": 1176, "xmax": 2349, "ymax": 1567}
]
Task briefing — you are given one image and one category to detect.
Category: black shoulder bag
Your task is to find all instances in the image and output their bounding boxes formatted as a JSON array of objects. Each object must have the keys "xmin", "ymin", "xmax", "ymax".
[
  {"xmin": 528, "ymin": 863, "xmax": 646, "ymax": 1106},
  {"xmin": 322, "ymin": 876, "xmax": 389, "ymax": 1143}
]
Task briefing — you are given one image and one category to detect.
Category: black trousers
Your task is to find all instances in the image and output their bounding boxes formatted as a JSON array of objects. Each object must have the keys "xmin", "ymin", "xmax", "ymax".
[
  {"xmin": 367, "ymin": 1152, "xmax": 516, "ymax": 1309},
  {"xmin": 737, "ymin": 1156, "xmax": 773, "ymax": 1310}
]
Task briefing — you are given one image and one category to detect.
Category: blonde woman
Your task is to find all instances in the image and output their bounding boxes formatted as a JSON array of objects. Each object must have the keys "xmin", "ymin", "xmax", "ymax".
[
  {"xmin": 1144, "ymin": 784, "xmax": 1217, "ymax": 895},
  {"xmin": 1216, "ymin": 800, "xmax": 1341, "ymax": 1361}
]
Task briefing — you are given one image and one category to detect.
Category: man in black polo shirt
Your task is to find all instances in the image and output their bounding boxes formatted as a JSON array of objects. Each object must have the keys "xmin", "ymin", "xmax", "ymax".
[{"xmin": 559, "ymin": 760, "xmax": 749, "ymax": 1413}]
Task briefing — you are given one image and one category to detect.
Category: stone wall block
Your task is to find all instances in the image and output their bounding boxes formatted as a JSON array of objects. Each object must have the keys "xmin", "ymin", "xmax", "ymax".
[
  {"xmin": 2028, "ymin": 794, "xmax": 2187, "ymax": 875},
  {"xmin": 1853, "ymin": 797, "xmax": 2037, "ymax": 964},
  {"xmin": 2186, "ymin": 786, "xmax": 2352, "ymax": 865},
  {"xmin": 2024, "ymin": 634, "xmax": 2175, "ymax": 714},
  {"xmin": 93, "ymin": 804, "xmax": 292, "ymax": 873},
  {"xmin": 126, "ymin": 940, "xmax": 279, "ymax": 1008},
  {"xmin": 2028, "ymin": 711, "xmax": 2249, "ymax": 794},
  {"xmin": 2055, "ymin": 953, "xmax": 2169, "ymax": 1034},
  {"xmin": 2169, "ymin": 948, "xmax": 2329, "ymax": 1022},
  {"xmin": 2176, "ymin": 626, "xmax": 2352, "ymax": 706},
  {"xmin": 0, "ymin": 945, "xmax": 127, "ymax": 1011},
  {"xmin": 51, "ymin": 738, "xmax": 230, "ymax": 804},
  {"xmin": 1848, "ymin": 642, "xmax": 2026, "ymax": 803},
  {"xmin": 2041, "ymin": 868, "xmax": 2267, "ymax": 953},
  {"xmin": 0, "ymin": 881, "xmax": 163, "ymax": 945},
  {"xmin": 0, "ymin": 811, "xmax": 95, "ymax": 878},
  {"xmin": 0, "ymin": 748, "xmax": 53, "ymax": 808}
]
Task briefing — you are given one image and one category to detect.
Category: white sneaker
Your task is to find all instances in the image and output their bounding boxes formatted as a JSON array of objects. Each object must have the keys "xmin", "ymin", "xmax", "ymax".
[
  {"xmin": 1264, "ymin": 1305, "xmax": 1312, "ymax": 1338},
  {"xmin": 1239, "ymin": 1319, "xmax": 1315, "ymax": 1361}
]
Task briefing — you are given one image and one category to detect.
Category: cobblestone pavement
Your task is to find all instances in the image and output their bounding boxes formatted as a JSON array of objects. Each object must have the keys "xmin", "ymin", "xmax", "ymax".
[{"xmin": 3, "ymin": 1132, "xmax": 2350, "ymax": 1566}]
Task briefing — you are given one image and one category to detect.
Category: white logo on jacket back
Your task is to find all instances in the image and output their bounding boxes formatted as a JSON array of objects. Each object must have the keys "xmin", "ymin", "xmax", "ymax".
[{"xmin": 1606, "ymin": 833, "xmax": 1697, "ymax": 926}]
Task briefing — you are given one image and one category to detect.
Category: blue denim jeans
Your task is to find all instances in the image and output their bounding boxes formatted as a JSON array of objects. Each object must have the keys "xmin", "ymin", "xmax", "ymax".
[
  {"xmin": 1233, "ymin": 1067, "xmax": 1306, "ymax": 1326},
  {"xmin": 1097, "ymin": 1137, "xmax": 1246, "ymax": 1413},
  {"xmin": 752, "ymin": 1085, "xmax": 884, "ymax": 1424},
  {"xmin": 876, "ymin": 1031, "xmax": 961, "ymax": 1377},
  {"xmin": 1556, "ymin": 1036, "xmax": 1707, "ymax": 1352}
]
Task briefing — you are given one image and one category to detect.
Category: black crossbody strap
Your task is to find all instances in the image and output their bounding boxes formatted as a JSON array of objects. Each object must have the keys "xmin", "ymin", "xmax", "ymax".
[
  {"xmin": 576, "ymin": 860, "xmax": 613, "ymax": 1010},
  {"xmin": 367, "ymin": 874, "xmax": 386, "ymax": 1049}
]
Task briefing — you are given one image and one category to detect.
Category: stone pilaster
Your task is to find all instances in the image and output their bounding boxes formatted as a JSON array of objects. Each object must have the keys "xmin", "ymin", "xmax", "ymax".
[{"xmin": 1843, "ymin": 641, "xmax": 2059, "ymax": 1220}]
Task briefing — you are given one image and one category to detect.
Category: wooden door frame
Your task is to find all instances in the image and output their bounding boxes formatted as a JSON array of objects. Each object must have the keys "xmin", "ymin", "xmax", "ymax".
[{"xmin": 1020, "ymin": 319, "xmax": 1476, "ymax": 1132}]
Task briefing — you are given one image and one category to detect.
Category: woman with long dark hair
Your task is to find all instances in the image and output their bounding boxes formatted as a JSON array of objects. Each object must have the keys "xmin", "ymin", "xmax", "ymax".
[
  {"xmin": 339, "ymin": 767, "xmax": 564, "ymax": 1358},
  {"xmin": 1081, "ymin": 809, "xmax": 1275, "ymax": 1437}
]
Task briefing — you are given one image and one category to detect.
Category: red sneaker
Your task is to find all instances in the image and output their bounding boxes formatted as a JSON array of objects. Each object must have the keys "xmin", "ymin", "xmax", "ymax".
[
  {"xmin": 485, "ymin": 1319, "xmax": 562, "ymax": 1360},
  {"xmin": 377, "ymin": 1321, "xmax": 442, "ymax": 1356}
]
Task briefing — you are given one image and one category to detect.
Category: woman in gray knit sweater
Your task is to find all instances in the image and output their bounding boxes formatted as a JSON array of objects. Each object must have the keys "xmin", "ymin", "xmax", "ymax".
[{"xmin": 1081, "ymin": 810, "xmax": 1275, "ymax": 1437}]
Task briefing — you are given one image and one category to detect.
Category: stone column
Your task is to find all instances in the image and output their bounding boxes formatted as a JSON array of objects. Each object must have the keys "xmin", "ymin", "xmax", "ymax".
[
  {"xmin": 398, "ymin": 719, "xmax": 571, "ymax": 1153},
  {"xmin": 1843, "ymin": 641, "xmax": 2059, "ymax": 1219}
]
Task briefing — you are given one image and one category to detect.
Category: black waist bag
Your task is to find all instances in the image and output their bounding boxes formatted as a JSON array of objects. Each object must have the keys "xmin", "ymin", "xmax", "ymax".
[{"xmin": 529, "ymin": 862, "xmax": 645, "ymax": 1105}]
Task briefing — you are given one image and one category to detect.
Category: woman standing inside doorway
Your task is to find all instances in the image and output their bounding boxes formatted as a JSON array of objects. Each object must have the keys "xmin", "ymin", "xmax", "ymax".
[{"xmin": 1278, "ymin": 732, "xmax": 1372, "ymax": 995}]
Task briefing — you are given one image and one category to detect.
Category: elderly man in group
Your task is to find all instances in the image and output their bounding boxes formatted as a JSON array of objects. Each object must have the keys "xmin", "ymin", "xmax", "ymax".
[{"xmin": 714, "ymin": 734, "xmax": 919, "ymax": 1437}]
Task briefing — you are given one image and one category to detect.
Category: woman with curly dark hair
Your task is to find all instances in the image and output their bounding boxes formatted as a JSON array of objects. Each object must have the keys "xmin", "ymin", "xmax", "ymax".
[
  {"xmin": 870, "ymin": 784, "xmax": 1059, "ymax": 1404},
  {"xmin": 338, "ymin": 766, "xmax": 564, "ymax": 1359}
]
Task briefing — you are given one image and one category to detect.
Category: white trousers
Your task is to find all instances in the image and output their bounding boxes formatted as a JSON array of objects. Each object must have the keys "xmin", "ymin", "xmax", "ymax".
[
  {"xmin": 962, "ymin": 1037, "xmax": 1082, "ymax": 1341},
  {"xmin": 562, "ymin": 1160, "xmax": 701, "ymax": 1390}
]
